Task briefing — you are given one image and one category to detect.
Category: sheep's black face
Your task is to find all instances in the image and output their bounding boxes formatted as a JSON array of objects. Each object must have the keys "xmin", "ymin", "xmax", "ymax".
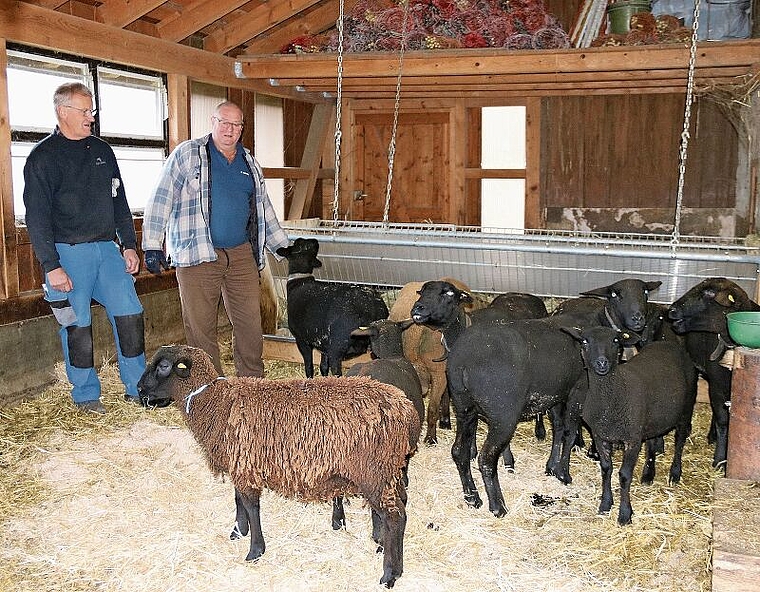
[
  {"xmin": 137, "ymin": 352, "xmax": 191, "ymax": 408},
  {"xmin": 411, "ymin": 281, "xmax": 472, "ymax": 329}
]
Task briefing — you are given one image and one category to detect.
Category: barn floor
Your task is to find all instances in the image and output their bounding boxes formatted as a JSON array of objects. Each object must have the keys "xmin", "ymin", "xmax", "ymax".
[{"xmin": 0, "ymin": 351, "xmax": 722, "ymax": 592}]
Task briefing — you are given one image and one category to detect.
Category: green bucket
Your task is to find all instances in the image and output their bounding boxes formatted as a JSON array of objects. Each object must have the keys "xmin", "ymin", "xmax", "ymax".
[{"xmin": 607, "ymin": 0, "xmax": 652, "ymax": 34}]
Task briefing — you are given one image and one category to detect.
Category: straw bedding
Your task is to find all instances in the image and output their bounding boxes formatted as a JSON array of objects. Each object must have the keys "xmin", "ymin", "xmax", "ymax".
[{"xmin": 0, "ymin": 344, "xmax": 721, "ymax": 592}]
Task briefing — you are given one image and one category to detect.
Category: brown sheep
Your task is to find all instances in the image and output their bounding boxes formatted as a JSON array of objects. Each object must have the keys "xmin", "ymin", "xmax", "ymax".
[
  {"xmin": 388, "ymin": 278, "xmax": 487, "ymax": 445},
  {"xmin": 137, "ymin": 344, "xmax": 421, "ymax": 588}
]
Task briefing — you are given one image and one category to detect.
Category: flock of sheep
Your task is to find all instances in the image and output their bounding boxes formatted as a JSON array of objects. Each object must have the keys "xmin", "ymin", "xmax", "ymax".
[{"xmin": 136, "ymin": 236, "xmax": 759, "ymax": 588}]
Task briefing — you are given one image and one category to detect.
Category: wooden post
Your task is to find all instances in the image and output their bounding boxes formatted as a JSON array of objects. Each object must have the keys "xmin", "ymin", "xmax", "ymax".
[{"xmin": 0, "ymin": 39, "xmax": 19, "ymax": 300}]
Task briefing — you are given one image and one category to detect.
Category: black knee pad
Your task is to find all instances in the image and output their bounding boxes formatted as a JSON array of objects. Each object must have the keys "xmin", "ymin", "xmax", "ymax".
[
  {"xmin": 66, "ymin": 325, "xmax": 94, "ymax": 369},
  {"xmin": 114, "ymin": 313, "xmax": 145, "ymax": 358}
]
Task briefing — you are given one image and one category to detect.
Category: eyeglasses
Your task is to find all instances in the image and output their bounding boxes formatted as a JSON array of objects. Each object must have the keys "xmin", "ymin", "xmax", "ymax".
[
  {"xmin": 63, "ymin": 105, "xmax": 98, "ymax": 117},
  {"xmin": 212, "ymin": 116, "xmax": 244, "ymax": 130}
]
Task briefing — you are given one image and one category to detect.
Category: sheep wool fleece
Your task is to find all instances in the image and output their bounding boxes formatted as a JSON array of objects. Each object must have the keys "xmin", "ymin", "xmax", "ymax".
[{"xmin": 178, "ymin": 363, "xmax": 421, "ymax": 507}]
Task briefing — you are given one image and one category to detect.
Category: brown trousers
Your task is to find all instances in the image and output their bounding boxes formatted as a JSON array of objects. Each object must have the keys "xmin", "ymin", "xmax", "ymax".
[{"xmin": 175, "ymin": 244, "xmax": 264, "ymax": 377}]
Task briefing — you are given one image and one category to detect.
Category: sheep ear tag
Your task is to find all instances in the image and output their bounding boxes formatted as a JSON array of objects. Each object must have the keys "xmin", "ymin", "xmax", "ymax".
[{"xmin": 175, "ymin": 360, "xmax": 192, "ymax": 378}]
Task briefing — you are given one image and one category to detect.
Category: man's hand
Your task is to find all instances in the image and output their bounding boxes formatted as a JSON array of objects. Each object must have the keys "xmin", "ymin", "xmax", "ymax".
[
  {"xmin": 144, "ymin": 250, "xmax": 171, "ymax": 275},
  {"xmin": 123, "ymin": 249, "xmax": 140, "ymax": 274},
  {"xmin": 47, "ymin": 267, "xmax": 73, "ymax": 292}
]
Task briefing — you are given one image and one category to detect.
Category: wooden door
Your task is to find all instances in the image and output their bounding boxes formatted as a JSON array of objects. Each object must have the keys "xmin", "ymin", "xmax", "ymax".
[{"xmin": 352, "ymin": 111, "xmax": 451, "ymax": 223}]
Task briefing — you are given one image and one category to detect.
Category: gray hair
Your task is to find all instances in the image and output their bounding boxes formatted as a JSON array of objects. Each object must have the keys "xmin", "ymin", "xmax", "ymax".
[{"xmin": 53, "ymin": 82, "xmax": 93, "ymax": 110}]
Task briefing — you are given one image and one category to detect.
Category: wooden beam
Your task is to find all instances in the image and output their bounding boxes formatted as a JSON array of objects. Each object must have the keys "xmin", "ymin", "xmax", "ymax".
[
  {"xmin": 203, "ymin": 0, "xmax": 322, "ymax": 54},
  {"xmin": 242, "ymin": 0, "xmax": 358, "ymax": 55},
  {"xmin": 166, "ymin": 73, "xmax": 190, "ymax": 152},
  {"xmin": 0, "ymin": 1, "xmax": 310, "ymax": 100},
  {"xmin": 288, "ymin": 102, "xmax": 333, "ymax": 219},
  {"xmin": 0, "ymin": 39, "xmax": 19, "ymax": 300},
  {"xmin": 238, "ymin": 42, "xmax": 760, "ymax": 78},
  {"xmin": 97, "ymin": 0, "xmax": 166, "ymax": 28},
  {"xmin": 156, "ymin": 0, "xmax": 251, "ymax": 43}
]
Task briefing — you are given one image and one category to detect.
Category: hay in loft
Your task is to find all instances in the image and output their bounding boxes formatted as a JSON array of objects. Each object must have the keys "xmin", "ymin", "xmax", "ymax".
[{"xmin": 0, "ymin": 346, "xmax": 722, "ymax": 591}]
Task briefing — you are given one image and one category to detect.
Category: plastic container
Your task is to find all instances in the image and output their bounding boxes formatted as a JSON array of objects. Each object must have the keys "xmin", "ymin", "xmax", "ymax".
[
  {"xmin": 727, "ymin": 312, "xmax": 760, "ymax": 348},
  {"xmin": 651, "ymin": 0, "xmax": 751, "ymax": 39},
  {"xmin": 608, "ymin": 0, "xmax": 653, "ymax": 34}
]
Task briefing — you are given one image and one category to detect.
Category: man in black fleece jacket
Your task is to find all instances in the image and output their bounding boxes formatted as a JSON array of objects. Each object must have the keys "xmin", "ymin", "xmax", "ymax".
[{"xmin": 23, "ymin": 82, "xmax": 146, "ymax": 414}]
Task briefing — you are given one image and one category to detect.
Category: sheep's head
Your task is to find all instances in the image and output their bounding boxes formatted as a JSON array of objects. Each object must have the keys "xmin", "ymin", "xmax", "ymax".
[
  {"xmin": 137, "ymin": 345, "xmax": 207, "ymax": 407},
  {"xmin": 276, "ymin": 237, "xmax": 322, "ymax": 275}
]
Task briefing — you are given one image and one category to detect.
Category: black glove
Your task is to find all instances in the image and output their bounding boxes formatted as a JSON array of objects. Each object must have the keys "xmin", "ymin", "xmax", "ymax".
[{"xmin": 144, "ymin": 250, "xmax": 171, "ymax": 275}]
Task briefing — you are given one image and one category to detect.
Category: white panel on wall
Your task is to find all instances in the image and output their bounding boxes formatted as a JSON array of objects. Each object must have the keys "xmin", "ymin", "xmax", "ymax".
[{"xmin": 254, "ymin": 94, "xmax": 285, "ymax": 222}]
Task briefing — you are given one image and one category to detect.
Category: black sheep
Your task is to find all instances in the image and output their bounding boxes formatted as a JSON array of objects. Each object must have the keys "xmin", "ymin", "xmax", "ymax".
[
  {"xmin": 563, "ymin": 326, "xmax": 698, "ymax": 525},
  {"xmin": 410, "ymin": 280, "xmax": 586, "ymax": 517},
  {"xmin": 668, "ymin": 277, "xmax": 760, "ymax": 469},
  {"xmin": 276, "ymin": 238, "xmax": 389, "ymax": 377}
]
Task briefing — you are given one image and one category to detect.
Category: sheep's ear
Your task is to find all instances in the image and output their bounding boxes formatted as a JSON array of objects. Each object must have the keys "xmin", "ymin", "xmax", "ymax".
[
  {"xmin": 645, "ymin": 281, "xmax": 662, "ymax": 292},
  {"xmin": 714, "ymin": 290, "xmax": 737, "ymax": 307},
  {"xmin": 460, "ymin": 291, "xmax": 473, "ymax": 305},
  {"xmin": 175, "ymin": 359, "xmax": 192, "ymax": 378},
  {"xmin": 398, "ymin": 318, "xmax": 415, "ymax": 331},
  {"xmin": 351, "ymin": 326, "xmax": 373, "ymax": 337},
  {"xmin": 561, "ymin": 326, "xmax": 583, "ymax": 342},
  {"xmin": 619, "ymin": 331, "xmax": 641, "ymax": 347},
  {"xmin": 276, "ymin": 246, "xmax": 290, "ymax": 257}
]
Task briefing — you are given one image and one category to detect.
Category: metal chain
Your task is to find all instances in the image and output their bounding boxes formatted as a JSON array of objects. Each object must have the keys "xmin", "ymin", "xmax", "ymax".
[
  {"xmin": 382, "ymin": 0, "xmax": 410, "ymax": 226},
  {"xmin": 331, "ymin": 0, "xmax": 345, "ymax": 226},
  {"xmin": 672, "ymin": 0, "xmax": 701, "ymax": 246}
]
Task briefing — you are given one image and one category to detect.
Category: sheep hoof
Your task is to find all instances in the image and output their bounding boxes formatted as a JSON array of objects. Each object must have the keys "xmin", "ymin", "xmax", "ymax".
[
  {"xmin": 463, "ymin": 491, "xmax": 482, "ymax": 509},
  {"xmin": 424, "ymin": 434, "xmax": 438, "ymax": 446},
  {"xmin": 245, "ymin": 546, "xmax": 265, "ymax": 561},
  {"xmin": 230, "ymin": 523, "xmax": 245, "ymax": 540},
  {"xmin": 380, "ymin": 573, "xmax": 397, "ymax": 588},
  {"xmin": 376, "ymin": 544, "xmax": 383, "ymax": 554},
  {"xmin": 438, "ymin": 418, "xmax": 451, "ymax": 430},
  {"xmin": 490, "ymin": 503, "xmax": 507, "ymax": 518}
]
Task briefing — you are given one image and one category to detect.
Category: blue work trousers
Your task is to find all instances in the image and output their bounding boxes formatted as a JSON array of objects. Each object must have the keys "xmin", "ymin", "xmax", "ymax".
[{"xmin": 43, "ymin": 241, "xmax": 146, "ymax": 403}]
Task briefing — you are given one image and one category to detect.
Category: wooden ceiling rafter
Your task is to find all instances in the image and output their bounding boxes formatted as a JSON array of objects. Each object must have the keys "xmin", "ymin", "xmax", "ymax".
[
  {"xmin": 97, "ymin": 0, "xmax": 166, "ymax": 27},
  {"xmin": 202, "ymin": 0, "xmax": 322, "ymax": 54}
]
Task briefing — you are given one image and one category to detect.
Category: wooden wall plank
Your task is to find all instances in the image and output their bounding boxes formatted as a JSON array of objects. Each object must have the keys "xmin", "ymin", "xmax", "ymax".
[{"xmin": 166, "ymin": 73, "xmax": 190, "ymax": 152}]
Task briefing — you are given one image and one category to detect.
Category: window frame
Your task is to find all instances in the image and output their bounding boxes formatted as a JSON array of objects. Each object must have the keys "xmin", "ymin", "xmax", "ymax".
[{"xmin": 8, "ymin": 44, "xmax": 169, "ymax": 219}]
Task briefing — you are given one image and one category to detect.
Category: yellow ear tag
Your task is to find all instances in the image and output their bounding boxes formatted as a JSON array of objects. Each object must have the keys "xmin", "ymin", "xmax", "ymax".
[
  {"xmin": 177, "ymin": 362, "xmax": 187, "ymax": 369},
  {"xmin": 729, "ymin": 295, "xmax": 735, "ymax": 303},
  {"xmin": 622, "ymin": 332, "xmax": 630, "ymax": 339}
]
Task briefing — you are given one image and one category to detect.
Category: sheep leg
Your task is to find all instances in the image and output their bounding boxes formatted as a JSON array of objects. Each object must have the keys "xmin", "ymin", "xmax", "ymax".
[
  {"xmin": 439, "ymin": 386, "xmax": 452, "ymax": 430},
  {"xmin": 378, "ymin": 482, "xmax": 408, "ymax": 588},
  {"xmin": 554, "ymin": 397, "xmax": 583, "ymax": 484},
  {"xmin": 707, "ymin": 378, "xmax": 730, "ymax": 469},
  {"xmin": 332, "ymin": 496, "xmax": 346, "ymax": 530},
  {"xmin": 236, "ymin": 488, "xmax": 265, "ymax": 561},
  {"xmin": 534, "ymin": 413, "xmax": 547, "ymax": 441},
  {"xmin": 451, "ymin": 407, "xmax": 482, "ymax": 509},
  {"xmin": 596, "ymin": 438, "xmax": 614, "ymax": 515},
  {"xmin": 617, "ymin": 440, "xmax": 642, "ymax": 526},
  {"xmin": 668, "ymin": 419, "xmax": 692, "ymax": 485},
  {"xmin": 544, "ymin": 403, "xmax": 566, "ymax": 478},
  {"xmin": 230, "ymin": 488, "xmax": 249, "ymax": 539},
  {"xmin": 640, "ymin": 438, "xmax": 658, "ymax": 485},
  {"xmin": 319, "ymin": 352, "xmax": 331, "ymax": 376},
  {"xmin": 297, "ymin": 341, "xmax": 315, "ymax": 378},
  {"xmin": 478, "ymin": 426, "xmax": 513, "ymax": 518},
  {"xmin": 424, "ymin": 371, "xmax": 447, "ymax": 445}
]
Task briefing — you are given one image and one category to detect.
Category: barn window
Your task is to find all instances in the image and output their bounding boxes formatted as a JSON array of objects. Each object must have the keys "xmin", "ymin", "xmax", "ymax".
[
  {"xmin": 7, "ymin": 45, "xmax": 168, "ymax": 219},
  {"xmin": 480, "ymin": 106, "xmax": 526, "ymax": 232}
]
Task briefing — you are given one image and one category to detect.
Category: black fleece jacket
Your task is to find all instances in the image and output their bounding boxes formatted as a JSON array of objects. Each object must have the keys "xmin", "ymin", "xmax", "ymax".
[{"xmin": 23, "ymin": 127, "xmax": 137, "ymax": 273}]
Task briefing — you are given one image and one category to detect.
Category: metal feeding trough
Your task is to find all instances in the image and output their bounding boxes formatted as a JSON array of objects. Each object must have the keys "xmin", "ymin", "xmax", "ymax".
[{"xmin": 266, "ymin": 220, "xmax": 760, "ymax": 305}]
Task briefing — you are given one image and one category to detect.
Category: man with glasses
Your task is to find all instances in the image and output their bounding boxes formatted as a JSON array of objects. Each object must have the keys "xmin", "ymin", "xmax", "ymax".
[
  {"xmin": 142, "ymin": 101, "xmax": 289, "ymax": 378},
  {"xmin": 23, "ymin": 82, "xmax": 146, "ymax": 414}
]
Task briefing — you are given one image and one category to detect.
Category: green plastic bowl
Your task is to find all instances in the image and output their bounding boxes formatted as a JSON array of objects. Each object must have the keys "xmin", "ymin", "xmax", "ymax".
[{"xmin": 727, "ymin": 312, "xmax": 760, "ymax": 348}]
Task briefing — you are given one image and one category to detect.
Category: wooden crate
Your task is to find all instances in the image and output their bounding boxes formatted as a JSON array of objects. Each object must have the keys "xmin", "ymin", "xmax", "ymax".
[{"xmin": 712, "ymin": 478, "xmax": 760, "ymax": 591}]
